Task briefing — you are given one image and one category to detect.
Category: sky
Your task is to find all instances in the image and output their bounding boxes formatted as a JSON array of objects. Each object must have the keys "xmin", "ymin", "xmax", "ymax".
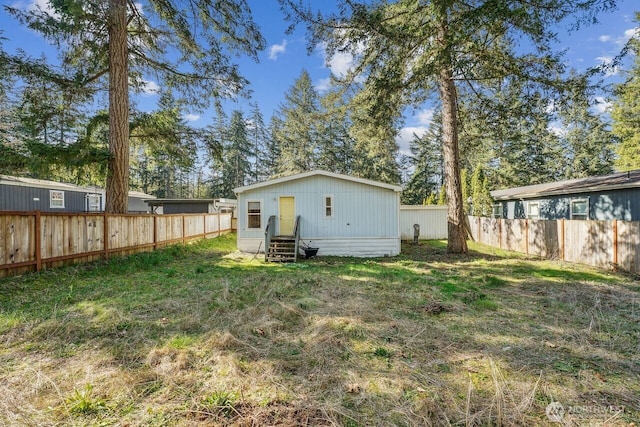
[{"xmin": 1, "ymin": 0, "xmax": 639, "ymax": 157}]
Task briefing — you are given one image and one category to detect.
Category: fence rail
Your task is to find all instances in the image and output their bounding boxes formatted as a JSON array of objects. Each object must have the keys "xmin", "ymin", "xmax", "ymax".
[
  {"xmin": 468, "ymin": 216, "xmax": 640, "ymax": 274},
  {"xmin": 0, "ymin": 211, "xmax": 232, "ymax": 277}
]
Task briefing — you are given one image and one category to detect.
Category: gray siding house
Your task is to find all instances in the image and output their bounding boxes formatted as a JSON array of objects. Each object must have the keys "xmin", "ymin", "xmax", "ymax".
[
  {"xmin": 0, "ymin": 175, "xmax": 155, "ymax": 213},
  {"xmin": 492, "ymin": 170, "xmax": 640, "ymax": 221},
  {"xmin": 234, "ymin": 170, "xmax": 402, "ymax": 257}
]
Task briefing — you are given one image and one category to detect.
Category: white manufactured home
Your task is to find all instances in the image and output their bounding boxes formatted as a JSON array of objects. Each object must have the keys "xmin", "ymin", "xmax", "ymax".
[{"xmin": 234, "ymin": 170, "xmax": 402, "ymax": 259}]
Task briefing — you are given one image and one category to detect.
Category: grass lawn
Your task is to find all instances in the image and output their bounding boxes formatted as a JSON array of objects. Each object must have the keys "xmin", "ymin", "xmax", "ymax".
[{"xmin": 1, "ymin": 233, "xmax": 639, "ymax": 426}]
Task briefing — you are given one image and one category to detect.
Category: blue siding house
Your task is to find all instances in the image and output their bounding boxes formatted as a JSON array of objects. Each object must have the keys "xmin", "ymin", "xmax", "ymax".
[
  {"xmin": 491, "ymin": 170, "xmax": 640, "ymax": 221},
  {"xmin": 0, "ymin": 175, "xmax": 155, "ymax": 213}
]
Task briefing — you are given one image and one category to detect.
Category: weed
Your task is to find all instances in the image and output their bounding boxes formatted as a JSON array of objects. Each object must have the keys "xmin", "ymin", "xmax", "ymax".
[
  {"xmin": 66, "ymin": 384, "xmax": 107, "ymax": 415},
  {"xmin": 199, "ymin": 390, "xmax": 239, "ymax": 417}
]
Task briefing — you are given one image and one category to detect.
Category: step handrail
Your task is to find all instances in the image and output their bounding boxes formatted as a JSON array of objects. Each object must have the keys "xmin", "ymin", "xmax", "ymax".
[
  {"xmin": 264, "ymin": 215, "xmax": 276, "ymax": 261},
  {"xmin": 293, "ymin": 215, "xmax": 301, "ymax": 262}
]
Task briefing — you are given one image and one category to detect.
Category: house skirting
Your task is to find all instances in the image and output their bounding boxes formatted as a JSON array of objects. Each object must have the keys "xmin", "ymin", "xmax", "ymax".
[{"xmin": 237, "ymin": 237, "xmax": 401, "ymax": 258}]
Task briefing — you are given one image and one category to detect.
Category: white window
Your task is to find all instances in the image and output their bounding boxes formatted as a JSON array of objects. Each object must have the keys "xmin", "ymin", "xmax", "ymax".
[
  {"xmin": 50, "ymin": 190, "xmax": 65, "ymax": 209},
  {"xmin": 247, "ymin": 200, "xmax": 262, "ymax": 229},
  {"xmin": 492, "ymin": 204, "xmax": 503, "ymax": 218},
  {"xmin": 324, "ymin": 195, "xmax": 333, "ymax": 218},
  {"xmin": 87, "ymin": 194, "xmax": 101, "ymax": 212},
  {"xmin": 570, "ymin": 199, "xmax": 589, "ymax": 220},
  {"xmin": 527, "ymin": 202, "xmax": 540, "ymax": 219}
]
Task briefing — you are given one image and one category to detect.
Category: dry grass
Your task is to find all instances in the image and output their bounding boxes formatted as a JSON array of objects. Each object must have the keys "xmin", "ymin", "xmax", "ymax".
[{"xmin": 0, "ymin": 234, "xmax": 639, "ymax": 426}]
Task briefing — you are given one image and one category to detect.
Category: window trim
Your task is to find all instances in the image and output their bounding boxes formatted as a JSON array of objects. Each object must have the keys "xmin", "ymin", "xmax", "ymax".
[
  {"xmin": 246, "ymin": 199, "xmax": 262, "ymax": 230},
  {"xmin": 527, "ymin": 201, "xmax": 540, "ymax": 219},
  {"xmin": 323, "ymin": 194, "xmax": 334, "ymax": 218},
  {"xmin": 492, "ymin": 203, "xmax": 503, "ymax": 218},
  {"xmin": 570, "ymin": 198, "xmax": 589, "ymax": 220},
  {"xmin": 50, "ymin": 190, "xmax": 65, "ymax": 209},
  {"xmin": 86, "ymin": 193, "xmax": 102, "ymax": 212}
]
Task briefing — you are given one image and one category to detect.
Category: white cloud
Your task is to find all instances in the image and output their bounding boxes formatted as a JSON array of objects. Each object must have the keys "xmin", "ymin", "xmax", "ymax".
[
  {"xmin": 314, "ymin": 77, "xmax": 332, "ymax": 93},
  {"xmin": 140, "ymin": 79, "xmax": 160, "ymax": 95},
  {"xmin": 416, "ymin": 109, "xmax": 435, "ymax": 125},
  {"xmin": 396, "ymin": 126, "xmax": 428, "ymax": 156},
  {"xmin": 593, "ymin": 96, "xmax": 612, "ymax": 114},
  {"xmin": 268, "ymin": 40, "xmax": 287, "ymax": 60},
  {"xmin": 595, "ymin": 56, "xmax": 620, "ymax": 77},
  {"xmin": 599, "ymin": 35, "xmax": 612, "ymax": 43},
  {"xmin": 182, "ymin": 113, "xmax": 201, "ymax": 122}
]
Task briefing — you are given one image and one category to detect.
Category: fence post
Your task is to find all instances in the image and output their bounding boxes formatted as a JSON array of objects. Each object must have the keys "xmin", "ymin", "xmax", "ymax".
[
  {"xmin": 525, "ymin": 219, "xmax": 529, "ymax": 255},
  {"xmin": 104, "ymin": 213, "xmax": 110, "ymax": 260},
  {"xmin": 153, "ymin": 214, "xmax": 157, "ymax": 249},
  {"xmin": 35, "ymin": 210, "xmax": 42, "ymax": 272},
  {"xmin": 203, "ymin": 214, "xmax": 206, "ymax": 239},
  {"xmin": 560, "ymin": 219, "xmax": 565, "ymax": 261},
  {"xmin": 498, "ymin": 218, "xmax": 503, "ymax": 249},
  {"xmin": 218, "ymin": 212, "xmax": 221, "ymax": 236},
  {"xmin": 613, "ymin": 219, "xmax": 618, "ymax": 266},
  {"xmin": 182, "ymin": 214, "xmax": 186, "ymax": 244}
]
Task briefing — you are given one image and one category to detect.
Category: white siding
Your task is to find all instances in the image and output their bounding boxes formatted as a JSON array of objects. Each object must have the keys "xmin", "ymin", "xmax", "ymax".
[
  {"xmin": 399, "ymin": 205, "xmax": 448, "ymax": 240},
  {"xmin": 236, "ymin": 174, "xmax": 400, "ymax": 256}
]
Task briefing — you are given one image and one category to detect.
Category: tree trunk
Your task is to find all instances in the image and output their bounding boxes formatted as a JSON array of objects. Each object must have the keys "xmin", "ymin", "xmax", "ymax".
[
  {"xmin": 437, "ymin": 17, "xmax": 468, "ymax": 254},
  {"xmin": 105, "ymin": 0, "xmax": 129, "ymax": 214}
]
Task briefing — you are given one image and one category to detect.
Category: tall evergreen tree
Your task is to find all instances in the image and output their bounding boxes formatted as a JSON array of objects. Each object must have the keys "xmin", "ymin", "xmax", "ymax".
[
  {"xmin": 349, "ymin": 86, "xmax": 401, "ymax": 184},
  {"xmin": 558, "ymin": 74, "xmax": 616, "ymax": 178},
  {"xmin": 221, "ymin": 110, "xmax": 252, "ymax": 197},
  {"xmin": 611, "ymin": 14, "xmax": 640, "ymax": 171},
  {"xmin": 6, "ymin": 0, "xmax": 265, "ymax": 212},
  {"xmin": 281, "ymin": 0, "xmax": 616, "ymax": 253},
  {"xmin": 247, "ymin": 102, "xmax": 270, "ymax": 183},
  {"xmin": 272, "ymin": 69, "xmax": 322, "ymax": 175},
  {"xmin": 317, "ymin": 84, "xmax": 356, "ymax": 175},
  {"xmin": 403, "ymin": 111, "xmax": 444, "ymax": 204}
]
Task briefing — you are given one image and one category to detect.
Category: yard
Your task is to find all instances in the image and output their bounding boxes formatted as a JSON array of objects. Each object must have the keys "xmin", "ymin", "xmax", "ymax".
[{"xmin": 0, "ymin": 233, "xmax": 639, "ymax": 426}]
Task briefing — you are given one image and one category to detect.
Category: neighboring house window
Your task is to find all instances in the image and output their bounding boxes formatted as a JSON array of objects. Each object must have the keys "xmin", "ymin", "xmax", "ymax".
[
  {"xmin": 50, "ymin": 190, "xmax": 65, "ymax": 209},
  {"xmin": 324, "ymin": 195, "xmax": 333, "ymax": 218},
  {"xmin": 492, "ymin": 204, "xmax": 503, "ymax": 218},
  {"xmin": 247, "ymin": 200, "xmax": 262, "ymax": 229},
  {"xmin": 527, "ymin": 202, "xmax": 540, "ymax": 219},
  {"xmin": 87, "ymin": 194, "xmax": 101, "ymax": 212},
  {"xmin": 570, "ymin": 199, "xmax": 589, "ymax": 220}
]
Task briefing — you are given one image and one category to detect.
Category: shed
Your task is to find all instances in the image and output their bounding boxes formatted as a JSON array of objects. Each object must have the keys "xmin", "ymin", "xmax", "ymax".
[
  {"xmin": 234, "ymin": 170, "xmax": 402, "ymax": 259},
  {"xmin": 0, "ymin": 175, "xmax": 155, "ymax": 213},
  {"xmin": 492, "ymin": 169, "xmax": 640, "ymax": 221}
]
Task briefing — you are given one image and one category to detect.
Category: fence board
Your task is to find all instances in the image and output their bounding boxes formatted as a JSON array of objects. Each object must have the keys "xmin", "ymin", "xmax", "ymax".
[
  {"xmin": 617, "ymin": 221, "xmax": 640, "ymax": 273},
  {"xmin": 564, "ymin": 220, "xmax": 613, "ymax": 268},
  {"xmin": 501, "ymin": 219, "xmax": 526, "ymax": 253},
  {"xmin": 0, "ymin": 212, "xmax": 232, "ymax": 277}
]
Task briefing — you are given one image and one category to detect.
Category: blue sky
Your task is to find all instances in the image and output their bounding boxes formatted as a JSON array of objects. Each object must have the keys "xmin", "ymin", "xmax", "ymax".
[{"xmin": 2, "ymin": 0, "xmax": 639, "ymax": 156}]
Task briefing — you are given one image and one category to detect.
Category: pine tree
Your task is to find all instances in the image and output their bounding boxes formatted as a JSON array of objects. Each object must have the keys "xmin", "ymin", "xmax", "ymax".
[
  {"xmin": 558, "ymin": 73, "xmax": 615, "ymax": 178},
  {"xmin": 6, "ymin": 0, "xmax": 265, "ymax": 212},
  {"xmin": 611, "ymin": 14, "xmax": 640, "ymax": 171},
  {"xmin": 221, "ymin": 110, "xmax": 252, "ymax": 197},
  {"xmin": 281, "ymin": 0, "xmax": 615, "ymax": 253},
  {"xmin": 247, "ymin": 102, "xmax": 269, "ymax": 183},
  {"xmin": 272, "ymin": 70, "xmax": 322, "ymax": 175},
  {"xmin": 403, "ymin": 111, "xmax": 444, "ymax": 204}
]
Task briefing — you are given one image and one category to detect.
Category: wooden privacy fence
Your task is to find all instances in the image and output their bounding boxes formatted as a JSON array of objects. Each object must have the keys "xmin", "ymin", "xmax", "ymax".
[
  {"xmin": 0, "ymin": 211, "xmax": 233, "ymax": 277},
  {"xmin": 469, "ymin": 216, "xmax": 640, "ymax": 274}
]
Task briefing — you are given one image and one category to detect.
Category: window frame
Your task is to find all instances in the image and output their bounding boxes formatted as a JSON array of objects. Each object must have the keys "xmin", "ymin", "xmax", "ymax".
[
  {"xmin": 323, "ymin": 194, "xmax": 334, "ymax": 218},
  {"xmin": 50, "ymin": 190, "xmax": 65, "ymax": 209},
  {"xmin": 86, "ymin": 193, "xmax": 102, "ymax": 212},
  {"xmin": 527, "ymin": 201, "xmax": 540, "ymax": 219},
  {"xmin": 492, "ymin": 203, "xmax": 503, "ymax": 218},
  {"xmin": 246, "ymin": 199, "xmax": 262, "ymax": 229},
  {"xmin": 570, "ymin": 198, "xmax": 589, "ymax": 220}
]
